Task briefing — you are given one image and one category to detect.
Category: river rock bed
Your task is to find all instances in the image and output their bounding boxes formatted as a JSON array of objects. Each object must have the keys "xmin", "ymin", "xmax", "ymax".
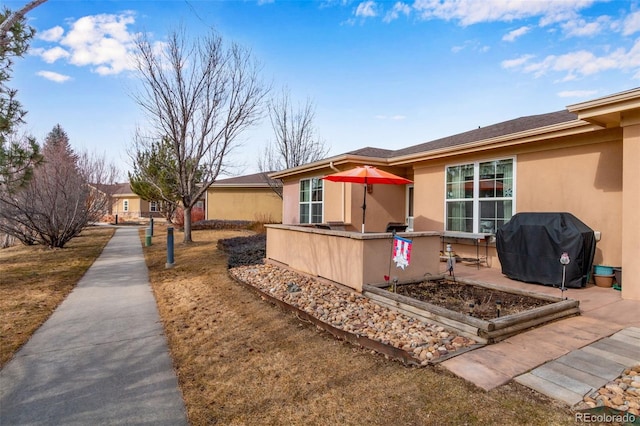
[
  {"xmin": 229, "ymin": 263, "xmax": 478, "ymax": 365},
  {"xmin": 574, "ymin": 365, "xmax": 640, "ymax": 416}
]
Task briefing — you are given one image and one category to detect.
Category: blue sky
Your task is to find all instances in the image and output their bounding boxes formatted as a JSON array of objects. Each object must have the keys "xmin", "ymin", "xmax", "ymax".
[{"xmin": 7, "ymin": 0, "xmax": 640, "ymax": 178}]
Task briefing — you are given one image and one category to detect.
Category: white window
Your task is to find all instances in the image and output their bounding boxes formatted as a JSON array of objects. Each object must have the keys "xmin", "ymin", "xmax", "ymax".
[
  {"xmin": 445, "ymin": 158, "xmax": 515, "ymax": 234},
  {"xmin": 299, "ymin": 177, "xmax": 323, "ymax": 224},
  {"xmin": 123, "ymin": 199, "xmax": 129, "ymax": 212},
  {"xmin": 150, "ymin": 201, "xmax": 158, "ymax": 212}
]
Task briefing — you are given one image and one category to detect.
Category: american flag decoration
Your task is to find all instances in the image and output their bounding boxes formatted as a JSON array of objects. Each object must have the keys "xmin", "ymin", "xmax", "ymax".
[{"xmin": 392, "ymin": 235, "xmax": 413, "ymax": 270}]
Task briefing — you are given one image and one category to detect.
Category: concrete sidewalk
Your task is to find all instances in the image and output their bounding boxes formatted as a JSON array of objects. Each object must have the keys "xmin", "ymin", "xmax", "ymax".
[{"xmin": 0, "ymin": 227, "xmax": 187, "ymax": 425}]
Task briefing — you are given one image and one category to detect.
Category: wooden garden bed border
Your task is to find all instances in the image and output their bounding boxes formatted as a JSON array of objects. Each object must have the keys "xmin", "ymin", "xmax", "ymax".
[{"xmin": 363, "ymin": 279, "xmax": 580, "ymax": 344}]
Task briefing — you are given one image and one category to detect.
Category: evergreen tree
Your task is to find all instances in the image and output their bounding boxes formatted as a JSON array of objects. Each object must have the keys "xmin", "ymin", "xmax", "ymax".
[
  {"xmin": 129, "ymin": 136, "xmax": 179, "ymax": 222},
  {"xmin": 0, "ymin": 5, "xmax": 43, "ymax": 193}
]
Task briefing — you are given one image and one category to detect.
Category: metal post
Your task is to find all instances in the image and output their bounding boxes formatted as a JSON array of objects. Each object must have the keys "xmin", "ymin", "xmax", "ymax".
[
  {"xmin": 145, "ymin": 228, "xmax": 152, "ymax": 247},
  {"xmin": 150, "ymin": 217, "xmax": 154, "ymax": 236},
  {"xmin": 560, "ymin": 252, "xmax": 570, "ymax": 300},
  {"xmin": 115, "ymin": 214, "xmax": 118, "ymax": 225},
  {"xmin": 166, "ymin": 227, "xmax": 175, "ymax": 269}
]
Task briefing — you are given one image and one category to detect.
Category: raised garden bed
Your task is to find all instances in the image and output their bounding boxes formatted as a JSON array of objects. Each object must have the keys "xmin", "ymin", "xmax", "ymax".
[{"xmin": 364, "ymin": 277, "xmax": 580, "ymax": 344}]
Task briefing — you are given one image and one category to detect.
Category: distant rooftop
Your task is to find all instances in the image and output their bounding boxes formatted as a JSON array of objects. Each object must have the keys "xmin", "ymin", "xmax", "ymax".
[{"xmin": 214, "ymin": 172, "xmax": 276, "ymax": 186}]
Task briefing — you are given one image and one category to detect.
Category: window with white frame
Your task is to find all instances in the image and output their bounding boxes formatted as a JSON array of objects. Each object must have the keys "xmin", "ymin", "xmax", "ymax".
[
  {"xmin": 299, "ymin": 177, "xmax": 323, "ymax": 224},
  {"xmin": 150, "ymin": 201, "xmax": 158, "ymax": 212},
  {"xmin": 445, "ymin": 158, "xmax": 514, "ymax": 234},
  {"xmin": 123, "ymin": 199, "xmax": 129, "ymax": 212}
]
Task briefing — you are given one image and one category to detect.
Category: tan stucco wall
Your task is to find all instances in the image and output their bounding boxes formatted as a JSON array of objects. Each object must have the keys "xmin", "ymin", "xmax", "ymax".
[
  {"xmin": 621, "ymin": 118, "xmax": 640, "ymax": 300},
  {"xmin": 266, "ymin": 225, "xmax": 441, "ymax": 292},
  {"xmin": 517, "ymin": 139, "xmax": 622, "ymax": 267},
  {"xmin": 323, "ymin": 180, "xmax": 348, "ymax": 225},
  {"xmin": 206, "ymin": 187, "xmax": 282, "ymax": 222},
  {"xmin": 112, "ymin": 196, "xmax": 146, "ymax": 216},
  {"xmin": 281, "ymin": 181, "xmax": 299, "ymax": 224}
]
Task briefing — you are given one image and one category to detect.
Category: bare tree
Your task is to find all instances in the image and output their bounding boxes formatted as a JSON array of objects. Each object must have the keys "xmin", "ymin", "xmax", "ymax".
[
  {"xmin": 0, "ymin": 125, "xmax": 118, "ymax": 248},
  {"xmin": 131, "ymin": 27, "xmax": 268, "ymax": 243},
  {"xmin": 258, "ymin": 87, "xmax": 329, "ymax": 198}
]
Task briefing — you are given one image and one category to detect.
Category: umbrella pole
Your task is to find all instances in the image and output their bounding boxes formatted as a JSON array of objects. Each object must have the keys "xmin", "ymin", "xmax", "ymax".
[{"xmin": 361, "ymin": 182, "xmax": 367, "ymax": 233}]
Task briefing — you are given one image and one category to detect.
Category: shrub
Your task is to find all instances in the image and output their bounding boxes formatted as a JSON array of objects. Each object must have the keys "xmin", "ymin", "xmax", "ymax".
[
  {"xmin": 217, "ymin": 234, "xmax": 266, "ymax": 268},
  {"xmin": 174, "ymin": 206, "xmax": 205, "ymax": 229},
  {"xmin": 191, "ymin": 219, "xmax": 254, "ymax": 231}
]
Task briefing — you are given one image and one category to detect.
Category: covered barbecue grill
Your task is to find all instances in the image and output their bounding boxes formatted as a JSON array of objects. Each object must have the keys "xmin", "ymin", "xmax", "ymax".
[{"xmin": 496, "ymin": 212, "xmax": 596, "ymax": 288}]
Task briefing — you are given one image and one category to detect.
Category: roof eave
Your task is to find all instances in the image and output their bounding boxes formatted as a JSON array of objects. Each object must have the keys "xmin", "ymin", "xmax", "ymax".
[
  {"xmin": 567, "ymin": 87, "xmax": 640, "ymax": 128},
  {"xmin": 268, "ymin": 154, "xmax": 389, "ymax": 179}
]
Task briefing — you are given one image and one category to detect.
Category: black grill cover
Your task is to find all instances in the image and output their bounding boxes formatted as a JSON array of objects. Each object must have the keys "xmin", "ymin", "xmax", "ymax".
[{"xmin": 496, "ymin": 212, "xmax": 596, "ymax": 288}]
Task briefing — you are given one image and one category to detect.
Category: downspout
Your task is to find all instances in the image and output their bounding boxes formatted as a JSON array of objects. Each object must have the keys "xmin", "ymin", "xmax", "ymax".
[{"xmin": 329, "ymin": 161, "xmax": 345, "ymax": 223}]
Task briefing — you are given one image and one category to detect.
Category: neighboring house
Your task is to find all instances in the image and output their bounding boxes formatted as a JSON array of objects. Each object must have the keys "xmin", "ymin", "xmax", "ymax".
[
  {"xmin": 205, "ymin": 172, "xmax": 282, "ymax": 223},
  {"xmin": 109, "ymin": 183, "xmax": 164, "ymax": 219},
  {"xmin": 269, "ymin": 88, "xmax": 640, "ymax": 301}
]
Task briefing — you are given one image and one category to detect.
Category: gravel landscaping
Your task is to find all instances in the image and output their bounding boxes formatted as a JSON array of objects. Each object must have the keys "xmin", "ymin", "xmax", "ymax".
[
  {"xmin": 574, "ymin": 365, "xmax": 640, "ymax": 416},
  {"xmin": 230, "ymin": 263, "xmax": 479, "ymax": 365}
]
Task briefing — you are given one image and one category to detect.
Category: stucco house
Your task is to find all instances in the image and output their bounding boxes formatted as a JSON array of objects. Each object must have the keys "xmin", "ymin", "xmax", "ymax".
[
  {"xmin": 109, "ymin": 183, "xmax": 163, "ymax": 219},
  {"xmin": 268, "ymin": 88, "xmax": 640, "ymax": 302}
]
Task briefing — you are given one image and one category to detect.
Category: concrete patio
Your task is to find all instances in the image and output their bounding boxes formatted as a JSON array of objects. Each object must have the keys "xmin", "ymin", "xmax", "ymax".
[{"xmin": 438, "ymin": 262, "xmax": 640, "ymax": 406}]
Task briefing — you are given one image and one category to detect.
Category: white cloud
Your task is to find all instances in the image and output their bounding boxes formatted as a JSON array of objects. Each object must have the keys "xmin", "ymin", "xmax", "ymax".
[
  {"xmin": 411, "ymin": 0, "xmax": 593, "ymax": 26},
  {"xmin": 503, "ymin": 26, "xmax": 531, "ymax": 42},
  {"xmin": 383, "ymin": 2, "xmax": 411, "ymax": 23},
  {"xmin": 557, "ymin": 90, "xmax": 598, "ymax": 98},
  {"xmin": 355, "ymin": 1, "xmax": 378, "ymax": 18},
  {"xmin": 38, "ymin": 26, "xmax": 64, "ymax": 42},
  {"xmin": 452, "ymin": 39, "xmax": 490, "ymax": 54},
  {"xmin": 375, "ymin": 114, "xmax": 407, "ymax": 120},
  {"xmin": 35, "ymin": 12, "xmax": 138, "ymax": 75},
  {"xmin": 40, "ymin": 46, "xmax": 70, "ymax": 63},
  {"xmin": 623, "ymin": 10, "xmax": 640, "ymax": 36},
  {"xmin": 504, "ymin": 39, "xmax": 640, "ymax": 80},
  {"xmin": 501, "ymin": 54, "xmax": 535, "ymax": 69},
  {"xmin": 562, "ymin": 16, "xmax": 610, "ymax": 37},
  {"xmin": 36, "ymin": 70, "xmax": 71, "ymax": 83}
]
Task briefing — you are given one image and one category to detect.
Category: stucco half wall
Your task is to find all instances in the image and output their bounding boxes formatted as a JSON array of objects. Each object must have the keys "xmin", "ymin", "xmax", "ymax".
[{"xmin": 265, "ymin": 224, "xmax": 441, "ymax": 292}]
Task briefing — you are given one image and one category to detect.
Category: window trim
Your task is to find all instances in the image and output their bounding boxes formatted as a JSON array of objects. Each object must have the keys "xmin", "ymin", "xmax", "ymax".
[
  {"xmin": 444, "ymin": 156, "xmax": 516, "ymax": 234},
  {"xmin": 150, "ymin": 201, "xmax": 158, "ymax": 212},
  {"xmin": 299, "ymin": 177, "xmax": 324, "ymax": 224}
]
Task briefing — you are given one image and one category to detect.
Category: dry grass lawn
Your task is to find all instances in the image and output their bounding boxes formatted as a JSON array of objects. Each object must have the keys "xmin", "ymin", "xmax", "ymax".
[
  {"xmin": 0, "ymin": 226, "xmax": 115, "ymax": 367},
  {"xmin": 142, "ymin": 225, "xmax": 575, "ymax": 425}
]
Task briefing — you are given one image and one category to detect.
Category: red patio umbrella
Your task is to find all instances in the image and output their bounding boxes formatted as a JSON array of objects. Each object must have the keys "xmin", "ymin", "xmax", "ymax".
[{"xmin": 322, "ymin": 165, "xmax": 412, "ymax": 233}]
